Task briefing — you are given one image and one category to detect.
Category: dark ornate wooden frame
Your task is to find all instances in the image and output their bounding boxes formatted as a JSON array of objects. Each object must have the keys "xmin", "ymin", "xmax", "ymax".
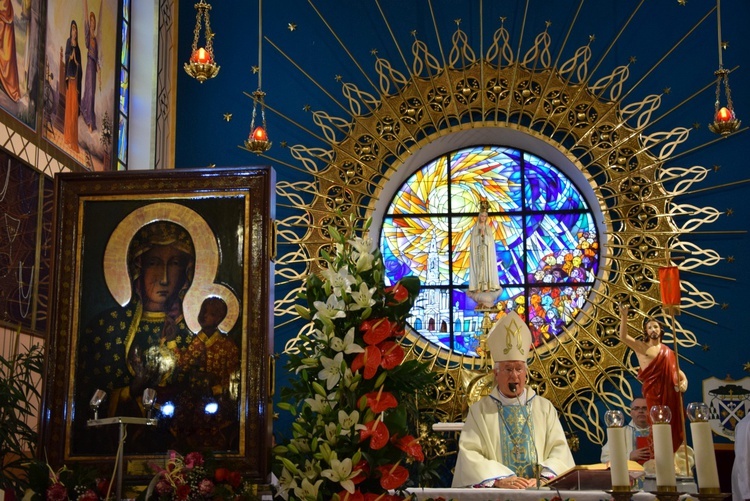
[{"xmin": 40, "ymin": 167, "xmax": 275, "ymax": 482}]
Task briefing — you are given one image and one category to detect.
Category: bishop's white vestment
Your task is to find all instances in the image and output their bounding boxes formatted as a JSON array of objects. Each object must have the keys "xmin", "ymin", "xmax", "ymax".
[{"xmin": 452, "ymin": 387, "xmax": 575, "ymax": 487}]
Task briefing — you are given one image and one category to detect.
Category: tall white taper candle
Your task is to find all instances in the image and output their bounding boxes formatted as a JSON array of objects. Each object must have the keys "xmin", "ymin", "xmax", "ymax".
[
  {"xmin": 691, "ymin": 420, "xmax": 720, "ymax": 490},
  {"xmin": 652, "ymin": 422, "xmax": 677, "ymax": 488},
  {"xmin": 607, "ymin": 426, "xmax": 630, "ymax": 487}
]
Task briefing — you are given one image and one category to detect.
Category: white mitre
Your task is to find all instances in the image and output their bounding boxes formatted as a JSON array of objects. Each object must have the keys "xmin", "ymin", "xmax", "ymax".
[{"xmin": 486, "ymin": 311, "xmax": 533, "ymax": 364}]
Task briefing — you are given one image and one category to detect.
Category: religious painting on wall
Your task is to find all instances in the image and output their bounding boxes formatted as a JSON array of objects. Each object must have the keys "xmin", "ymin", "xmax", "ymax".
[
  {"xmin": 0, "ymin": 148, "xmax": 53, "ymax": 334},
  {"xmin": 43, "ymin": 0, "xmax": 118, "ymax": 170},
  {"xmin": 0, "ymin": 0, "xmax": 41, "ymax": 129},
  {"xmin": 41, "ymin": 167, "xmax": 275, "ymax": 481}
]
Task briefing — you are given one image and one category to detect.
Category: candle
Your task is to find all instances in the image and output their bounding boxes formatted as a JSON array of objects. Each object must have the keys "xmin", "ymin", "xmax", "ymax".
[
  {"xmin": 605, "ymin": 410, "xmax": 629, "ymax": 489},
  {"xmin": 652, "ymin": 423, "xmax": 676, "ymax": 489},
  {"xmin": 192, "ymin": 48, "xmax": 210, "ymax": 64},
  {"xmin": 687, "ymin": 402, "xmax": 720, "ymax": 492},
  {"xmin": 690, "ymin": 421, "xmax": 719, "ymax": 489},
  {"xmin": 715, "ymin": 106, "xmax": 733, "ymax": 123},
  {"xmin": 650, "ymin": 405, "xmax": 676, "ymax": 490},
  {"xmin": 252, "ymin": 126, "xmax": 268, "ymax": 141},
  {"xmin": 607, "ymin": 426, "xmax": 629, "ymax": 487}
]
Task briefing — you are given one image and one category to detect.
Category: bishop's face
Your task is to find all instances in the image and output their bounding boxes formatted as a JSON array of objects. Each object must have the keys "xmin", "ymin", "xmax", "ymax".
[{"xmin": 494, "ymin": 360, "xmax": 527, "ymax": 398}]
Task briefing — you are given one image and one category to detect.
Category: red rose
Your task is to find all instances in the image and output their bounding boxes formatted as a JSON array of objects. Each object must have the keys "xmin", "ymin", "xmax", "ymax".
[
  {"xmin": 198, "ymin": 479, "xmax": 215, "ymax": 496},
  {"xmin": 77, "ymin": 489, "xmax": 99, "ymax": 501},
  {"xmin": 46, "ymin": 483, "xmax": 67, "ymax": 501},
  {"xmin": 176, "ymin": 484, "xmax": 191, "ymax": 500},
  {"xmin": 96, "ymin": 478, "xmax": 110, "ymax": 497},
  {"xmin": 214, "ymin": 467, "xmax": 230, "ymax": 482},
  {"xmin": 155, "ymin": 480, "xmax": 173, "ymax": 496},
  {"xmin": 184, "ymin": 452, "xmax": 204, "ymax": 468},
  {"xmin": 227, "ymin": 471, "xmax": 243, "ymax": 489}
]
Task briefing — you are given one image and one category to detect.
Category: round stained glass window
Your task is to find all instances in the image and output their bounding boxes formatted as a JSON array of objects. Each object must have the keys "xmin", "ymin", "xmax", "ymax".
[{"xmin": 379, "ymin": 145, "xmax": 600, "ymax": 356}]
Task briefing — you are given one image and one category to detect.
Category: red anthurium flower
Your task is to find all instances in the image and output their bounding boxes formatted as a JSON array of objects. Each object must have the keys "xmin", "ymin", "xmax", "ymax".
[
  {"xmin": 360, "ymin": 389, "xmax": 398, "ymax": 413},
  {"xmin": 351, "ymin": 345, "xmax": 381, "ymax": 379},
  {"xmin": 338, "ymin": 489, "xmax": 365, "ymax": 501},
  {"xmin": 361, "ymin": 318, "xmax": 393, "ymax": 345},
  {"xmin": 352, "ymin": 459, "xmax": 370, "ymax": 485},
  {"xmin": 377, "ymin": 463, "xmax": 409, "ymax": 490},
  {"xmin": 360, "ymin": 418, "xmax": 390, "ymax": 450},
  {"xmin": 384, "ymin": 283, "xmax": 409, "ymax": 304},
  {"xmin": 379, "ymin": 341, "xmax": 404, "ymax": 369},
  {"xmin": 392, "ymin": 434, "xmax": 424, "ymax": 462}
]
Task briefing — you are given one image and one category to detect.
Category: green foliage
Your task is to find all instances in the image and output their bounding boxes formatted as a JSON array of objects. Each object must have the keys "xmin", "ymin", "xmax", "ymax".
[
  {"xmin": 0, "ymin": 341, "xmax": 44, "ymax": 496},
  {"xmin": 273, "ymin": 220, "xmax": 439, "ymax": 500}
]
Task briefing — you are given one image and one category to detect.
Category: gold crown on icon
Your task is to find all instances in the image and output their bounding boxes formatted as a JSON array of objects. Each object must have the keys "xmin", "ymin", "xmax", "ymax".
[{"xmin": 478, "ymin": 198, "xmax": 490, "ymax": 213}]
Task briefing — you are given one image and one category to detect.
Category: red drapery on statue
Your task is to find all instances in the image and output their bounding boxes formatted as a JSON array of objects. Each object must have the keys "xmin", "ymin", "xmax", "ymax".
[{"xmin": 638, "ymin": 344, "xmax": 684, "ymax": 452}]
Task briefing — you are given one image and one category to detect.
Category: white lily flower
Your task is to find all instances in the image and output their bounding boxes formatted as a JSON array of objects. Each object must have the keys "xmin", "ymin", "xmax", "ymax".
[
  {"xmin": 330, "ymin": 327, "xmax": 364, "ymax": 354},
  {"xmin": 302, "ymin": 459, "xmax": 321, "ymax": 481},
  {"xmin": 349, "ymin": 234, "xmax": 373, "ymax": 255},
  {"xmin": 320, "ymin": 456, "xmax": 359, "ymax": 494},
  {"xmin": 313, "ymin": 294, "xmax": 347, "ymax": 322},
  {"xmin": 311, "ymin": 328, "xmax": 330, "ymax": 343},
  {"xmin": 304, "ymin": 393, "xmax": 332, "ymax": 413},
  {"xmin": 342, "ymin": 368, "xmax": 359, "ymax": 391},
  {"xmin": 290, "ymin": 437, "xmax": 311, "ymax": 453},
  {"xmin": 338, "ymin": 409, "xmax": 360, "ymax": 436},
  {"xmin": 293, "ymin": 478, "xmax": 324, "ymax": 500},
  {"xmin": 276, "ymin": 468, "xmax": 297, "ymax": 501},
  {"xmin": 318, "ymin": 352, "xmax": 344, "ymax": 389},
  {"xmin": 324, "ymin": 421, "xmax": 339, "ymax": 444},
  {"xmin": 322, "ymin": 266, "xmax": 357, "ymax": 296},
  {"xmin": 355, "ymin": 251, "xmax": 375, "ymax": 272},
  {"xmin": 348, "ymin": 282, "xmax": 376, "ymax": 311}
]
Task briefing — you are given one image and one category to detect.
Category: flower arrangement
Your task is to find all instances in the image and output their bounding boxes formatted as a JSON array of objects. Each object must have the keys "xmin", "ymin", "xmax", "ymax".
[
  {"xmin": 273, "ymin": 220, "xmax": 438, "ymax": 500},
  {"xmin": 146, "ymin": 451, "xmax": 260, "ymax": 501},
  {"xmin": 25, "ymin": 460, "xmax": 110, "ymax": 501}
]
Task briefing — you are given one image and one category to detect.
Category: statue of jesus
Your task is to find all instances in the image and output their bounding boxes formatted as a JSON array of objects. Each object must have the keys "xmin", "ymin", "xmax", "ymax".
[{"xmin": 619, "ymin": 304, "xmax": 687, "ymax": 451}]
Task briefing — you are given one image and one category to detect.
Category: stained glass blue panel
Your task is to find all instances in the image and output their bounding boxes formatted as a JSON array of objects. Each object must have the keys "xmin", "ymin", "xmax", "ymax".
[{"xmin": 523, "ymin": 153, "xmax": 588, "ymax": 211}]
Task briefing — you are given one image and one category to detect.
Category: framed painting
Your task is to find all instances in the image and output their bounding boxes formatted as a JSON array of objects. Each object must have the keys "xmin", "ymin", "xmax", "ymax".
[
  {"xmin": 0, "ymin": 0, "xmax": 41, "ymax": 129},
  {"xmin": 0, "ymin": 148, "xmax": 53, "ymax": 334},
  {"xmin": 41, "ymin": 167, "xmax": 275, "ymax": 482},
  {"xmin": 42, "ymin": 0, "xmax": 119, "ymax": 170}
]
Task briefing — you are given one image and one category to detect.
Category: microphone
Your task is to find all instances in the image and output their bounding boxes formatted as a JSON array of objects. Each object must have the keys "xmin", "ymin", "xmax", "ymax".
[{"xmin": 509, "ymin": 382, "xmax": 518, "ymax": 393}]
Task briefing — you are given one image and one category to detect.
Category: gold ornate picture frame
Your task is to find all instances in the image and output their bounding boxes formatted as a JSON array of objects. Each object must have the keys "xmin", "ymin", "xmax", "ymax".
[{"xmin": 41, "ymin": 167, "xmax": 275, "ymax": 481}]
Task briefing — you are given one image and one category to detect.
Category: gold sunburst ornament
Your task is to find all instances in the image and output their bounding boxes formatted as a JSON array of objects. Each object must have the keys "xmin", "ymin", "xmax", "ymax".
[
  {"xmin": 265, "ymin": 3, "xmax": 741, "ymax": 450},
  {"xmin": 184, "ymin": 0, "xmax": 220, "ymax": 83}
]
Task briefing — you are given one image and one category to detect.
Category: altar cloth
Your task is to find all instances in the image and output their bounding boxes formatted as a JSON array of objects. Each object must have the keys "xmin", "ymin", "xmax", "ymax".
[{"xmin": 404, "ymin": 487, "xmax": 699, "ymax": 500}]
